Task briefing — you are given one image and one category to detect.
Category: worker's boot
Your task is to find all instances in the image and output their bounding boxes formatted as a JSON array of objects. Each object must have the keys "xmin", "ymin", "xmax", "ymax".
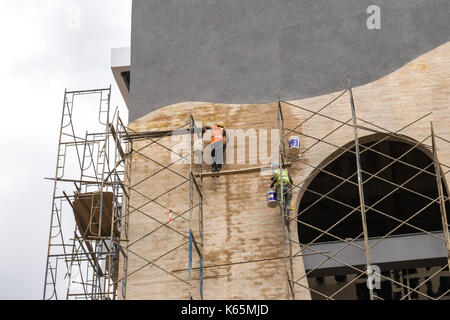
[{"xmin": 214, "ymin": 164, "xmax": 221, "ymax": 177}]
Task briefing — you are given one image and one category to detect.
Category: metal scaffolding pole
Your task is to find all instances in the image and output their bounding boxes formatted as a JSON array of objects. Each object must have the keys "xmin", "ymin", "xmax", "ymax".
[
  {"xmin": 277, "ymin": 94, "xmax": 295, "ymax": 299},
  {"xmin": 348, "ymin": 84, "xmax": 374, "ymax": 300},
  {"xmin": 431, "ymin": 122, "xmax": 450, "ymax": 268}
]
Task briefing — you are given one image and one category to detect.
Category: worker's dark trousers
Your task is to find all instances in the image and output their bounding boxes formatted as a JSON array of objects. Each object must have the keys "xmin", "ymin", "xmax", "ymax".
[
  {"xmin": 276, "ymin": 184, "xmax": 292, "ymax": 216},
  {"xmin": 211, "ymin": 141, "xmax": 224, "ymax": 172}
]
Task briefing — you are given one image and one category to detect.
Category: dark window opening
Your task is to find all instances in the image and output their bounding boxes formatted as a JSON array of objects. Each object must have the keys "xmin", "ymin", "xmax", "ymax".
[
  {"xmin": 297, "ymin": 137, "xmax": 449, "ymax": 244},
  {"xmin": 121, "ymin": 71, "xmax": 130, "ymax": 91}
]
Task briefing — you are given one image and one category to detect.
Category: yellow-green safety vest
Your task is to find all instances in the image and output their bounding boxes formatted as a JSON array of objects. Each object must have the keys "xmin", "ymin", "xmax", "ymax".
[{"xmin": 274, "ymin": 169, "xmax": 291, "ymax": 187}]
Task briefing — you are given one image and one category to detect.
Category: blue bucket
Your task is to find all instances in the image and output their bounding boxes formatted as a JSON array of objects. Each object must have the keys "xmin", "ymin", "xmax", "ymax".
[
  {"xmin": 266, "ymin": 190, "xmax": 278, "ymax": 208},
  {"xmin": 288, "ymin": 136, "xmax": 300, "ymax": 155}
]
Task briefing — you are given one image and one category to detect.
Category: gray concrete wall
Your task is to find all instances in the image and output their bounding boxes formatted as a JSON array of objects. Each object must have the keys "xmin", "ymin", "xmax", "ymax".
[
  {"xmin": 302, "ymin": 232, "xmax": 448, "ymax": 276},
  {"xmin": 130, "ymin": 0, "xmax": 450, "ymax": 121}
]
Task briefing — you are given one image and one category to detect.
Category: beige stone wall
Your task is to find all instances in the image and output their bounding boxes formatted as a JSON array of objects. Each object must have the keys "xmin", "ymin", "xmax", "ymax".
[{"xmin": 120, "ymin": 42, "xmax": 450, "ymax": 299}]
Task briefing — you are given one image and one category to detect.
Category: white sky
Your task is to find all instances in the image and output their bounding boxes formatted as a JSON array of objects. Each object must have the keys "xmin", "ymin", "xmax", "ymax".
[{"xmin": 0, "ymin": 0, "xmax": 131, "ymax": 299}]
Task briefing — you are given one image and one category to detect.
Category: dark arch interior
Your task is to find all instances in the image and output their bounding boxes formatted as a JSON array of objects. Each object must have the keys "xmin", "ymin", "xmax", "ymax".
[{"xmin": 297, "ymin": 138, "xmax": 450, "ymax": 244}]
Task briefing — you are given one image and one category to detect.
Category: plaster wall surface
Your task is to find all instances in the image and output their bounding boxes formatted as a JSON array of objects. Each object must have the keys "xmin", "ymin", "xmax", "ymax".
[{"xmin": 130, "ymin": 0, "xmax": 450, "ymax": 120}]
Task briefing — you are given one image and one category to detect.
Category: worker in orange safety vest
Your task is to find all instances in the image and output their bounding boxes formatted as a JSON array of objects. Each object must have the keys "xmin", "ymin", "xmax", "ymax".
[{"xmin": 203, "ymin": 121, "xmax": 227, "ymax": 173}]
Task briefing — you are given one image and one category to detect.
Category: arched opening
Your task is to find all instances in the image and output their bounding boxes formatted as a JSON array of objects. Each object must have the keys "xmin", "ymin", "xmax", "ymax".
[{"xmin": 297, "ymin": 134, "xmax": 450, "ymax": 299}]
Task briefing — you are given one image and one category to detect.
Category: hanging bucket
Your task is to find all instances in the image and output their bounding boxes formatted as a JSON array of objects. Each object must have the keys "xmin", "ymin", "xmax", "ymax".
[
  {"xmin": 266, "ymin": 190, "xmax": 278, "ymax": 208},
  {"xmin": 288, "ymin": 136, "xmax": 300, "ymax": 155}
]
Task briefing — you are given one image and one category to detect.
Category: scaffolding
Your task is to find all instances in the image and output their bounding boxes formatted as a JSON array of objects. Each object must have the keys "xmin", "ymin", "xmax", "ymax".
[
  {"xmin": 43, "ymin": 87, "xmax": 131, "ymax": 300},
  {"xmin": 43, "ymin": 89, "xmax": 204, "ymax": 299},
  {"xmin": 277, "ymin": 85, "xmax": 450, "ymax": 300},
  {"xmin": 44, "ymin": 83, "xmax": 450, "ymax": 300},
  {"xmin": 120, "ymin": 111, "xmax": 204, "ymax": 300}
]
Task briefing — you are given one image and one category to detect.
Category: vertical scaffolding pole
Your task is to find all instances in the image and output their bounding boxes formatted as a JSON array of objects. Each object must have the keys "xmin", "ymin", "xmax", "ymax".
[
  {"xmin": 118, "ymin": 116, "xmax": 132, "ymax": 300},
  {"xmin": 349, "ymin": 83, "xmax": 374, "ymax": 300},
  {"xmin": 277, "ymin": 94, "xmax": 295, "ymax": 299},
  {"xmin": 43, "ymin": 89, "xmax": 71, "ymax": 300},
  {"xmin": 431, "ymin": 122, "xmax": 450, "ymax": 268},
  {"xmin": 188, "ymin": 110, "xmax": 194, "ymax": 300}
]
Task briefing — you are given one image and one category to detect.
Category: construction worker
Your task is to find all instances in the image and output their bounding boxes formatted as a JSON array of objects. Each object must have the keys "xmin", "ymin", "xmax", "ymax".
[
  {"xmin": 203, "ymin": 121, "xmax": 227, "ymax": 173},
  {"xmin": 270, "ymin": 161, "xmax": 293, "ymax": 217}
]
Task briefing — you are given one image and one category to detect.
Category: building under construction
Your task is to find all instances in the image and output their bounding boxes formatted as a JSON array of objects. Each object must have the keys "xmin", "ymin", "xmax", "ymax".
[{"xmin": 43, "ymin": 1, "xmax": 450, "ymax": 300}]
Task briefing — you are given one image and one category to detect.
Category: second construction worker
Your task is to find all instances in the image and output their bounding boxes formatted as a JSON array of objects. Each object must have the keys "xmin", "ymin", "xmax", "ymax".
[
  {"xmin": 270, "ymin": 161, "xmax": 294, "ymax": 217},
  {"xmin": 203, "ymin": 122, "xmax": 227, "ymax": 173}
]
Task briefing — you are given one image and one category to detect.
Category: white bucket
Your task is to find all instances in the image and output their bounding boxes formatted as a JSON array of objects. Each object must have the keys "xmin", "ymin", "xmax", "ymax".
[{"xmin": 288, "ymin": 136, "xmax": 300, "ymax": 155}]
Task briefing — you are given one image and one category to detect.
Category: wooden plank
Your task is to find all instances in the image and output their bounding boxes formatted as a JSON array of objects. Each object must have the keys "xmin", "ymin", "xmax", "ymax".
[
  {"xmin": 197, "ymin": 162, "xmax": 292, "ymax": 178},
  {"xmin": 73, "ymin": 192, "xmax": 119, "ymax": 238},
  {"xmin": 80, "ymin": 238, "xmax": 105, "ymax": 277},
  {"xmin": 122, "ymin": 129, "xmax": 190, "ymax": 141},
  {"xmin": 109, "ymin": 123, "xmax": 126, "ymax": 159},
  {"xmin": 62, "ymin": 192, "xmax": 105, "ymax": 277}
]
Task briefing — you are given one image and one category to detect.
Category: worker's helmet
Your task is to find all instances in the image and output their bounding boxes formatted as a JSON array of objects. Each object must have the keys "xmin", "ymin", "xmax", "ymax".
[
  {"xmin": 216, "ymin": 121, "xmax": 225, "ymax": 128},
  {"xmin": 271, "ymin": 161, "xmax": 280, "ymax": 170}
]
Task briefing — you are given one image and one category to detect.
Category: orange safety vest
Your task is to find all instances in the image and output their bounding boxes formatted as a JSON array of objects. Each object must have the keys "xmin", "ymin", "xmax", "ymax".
[{"xmin": 210, "ymin": 126, "xmax": 224, "ymax": 144}]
